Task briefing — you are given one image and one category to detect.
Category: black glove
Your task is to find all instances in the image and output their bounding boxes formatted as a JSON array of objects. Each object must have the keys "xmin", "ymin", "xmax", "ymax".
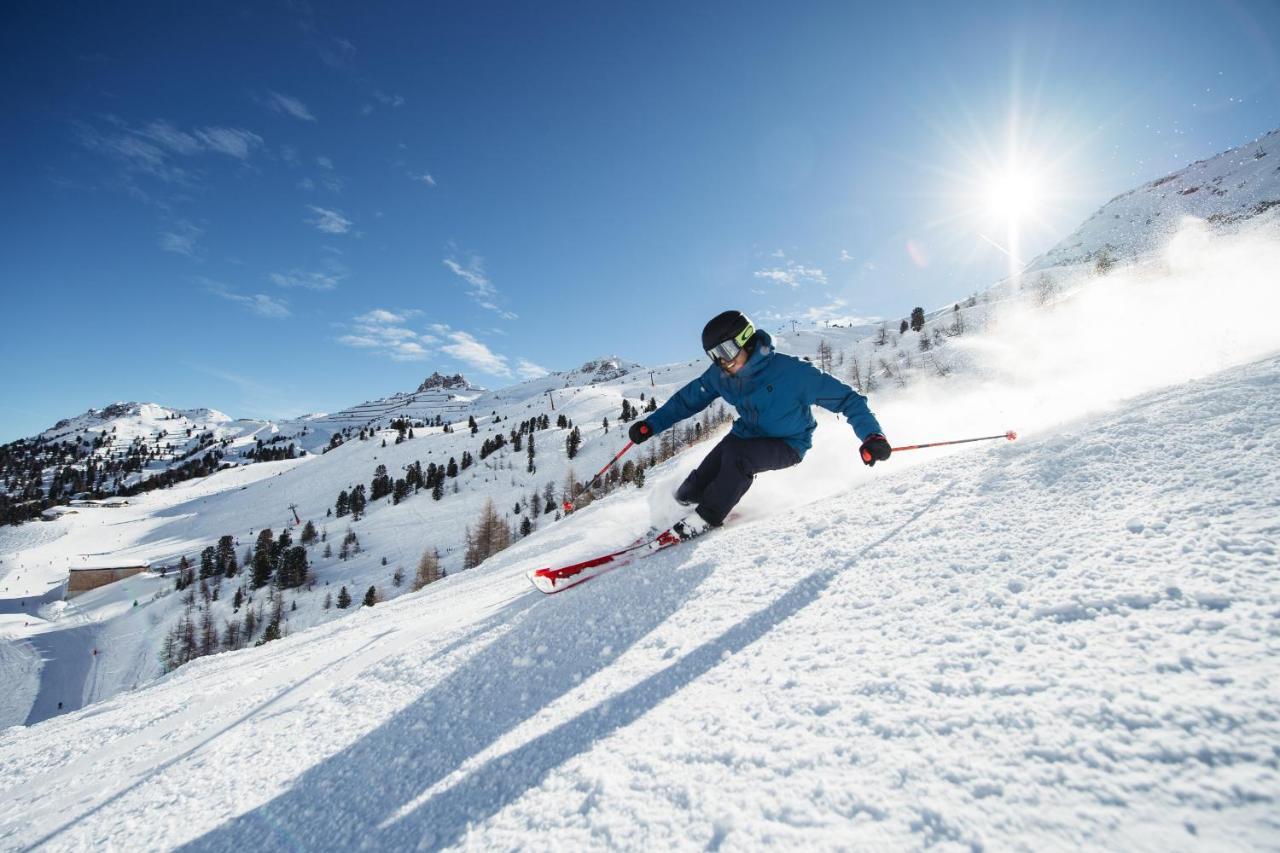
[
  {"xmin": 859, "ymin": 434, "xmax": 891, "ymax": 467},
  {"xmin": 628, "ymin": 420, "xmax": 655, "ymax": 445}
]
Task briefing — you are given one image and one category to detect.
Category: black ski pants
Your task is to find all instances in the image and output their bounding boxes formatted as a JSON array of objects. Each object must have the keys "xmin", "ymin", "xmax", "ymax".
[{"xmin": 676, "ymin": 433, "xmax": 801, "ymax": 526}]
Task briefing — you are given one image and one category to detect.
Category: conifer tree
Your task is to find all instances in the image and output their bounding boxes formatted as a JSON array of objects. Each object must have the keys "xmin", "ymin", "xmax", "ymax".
[
  {"xmin": 362, "ymin": 586, "xmax": 377, "ymax": 607},
  {"xmin": 337, "ymin": 586, "xmax": 352, "ymax": 608},
  {"xmin": 200, "ymin": 546, "xmax": 216, "ymax": 579},
  {"xmin": 279, "ymin": 545, "xmax": 308, "ymax": 589},
  {"xmin": 300, "ymin": 520, "xmax": 318, "ymax": 545},
  {"xmin": 910, "ymin": 306, "xmax": 926, "ymax": 332},
  {"xmin": 251, "ymin": 549, "xmax": 273, "ymax": 589},
  {"xmin": 349, "ymin": 484, "xmax": 367, "ymax": 519},
  {"xmin": 216, "ymin": 534, "xmax": 236, "ymax": 575}
]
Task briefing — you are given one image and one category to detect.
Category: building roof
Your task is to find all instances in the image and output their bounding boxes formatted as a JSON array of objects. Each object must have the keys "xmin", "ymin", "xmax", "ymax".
[{"xmin": 68, "ymin": 560, "xmax": 151, "ymax": 571}]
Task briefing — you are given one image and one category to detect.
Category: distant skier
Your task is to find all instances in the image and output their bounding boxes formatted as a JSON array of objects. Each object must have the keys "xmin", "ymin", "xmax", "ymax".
[{"xmin": 629, "ymin": 310, "xmax": 890, "ymax": 540}]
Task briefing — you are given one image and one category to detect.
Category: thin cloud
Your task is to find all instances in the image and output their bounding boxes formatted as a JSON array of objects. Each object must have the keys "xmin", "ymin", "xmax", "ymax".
[
  {"xmin": 306, "ymin": 205, "xmax": 352, "ymax": 234},
  {"xmin": 443, "ymin": 253, "xmax": 516, "ymax": 319},
  {"xmin": 373, "ymin": 90, "xmax": 405, "ymax": 107},
  {"xmin": 191, "ymin": 127, "xmax": 262, "ymax": 159},
  {"xmin": 269, "ymin": 266, "xmax": 345, "ymax": 290},
  {"xmin": 516, "ymin": 358, "xmax": 549, "ymax": 380},
  {"xmin": 201, "ymin": 278, "xmax": 290, "ymax": 318},
  {"xmin": 441, "ymin": 330, "xmax": 511, "ymax": 377},
  {"xmin": 337, "ymin": 308, "xmax": 436, "ymax": 362},
  {"xmin": 78, "ymin": 117, "xmax": 263, "ymax": 189},
  {"xmin": 412, "ymin": 173, "xmax": 436, "ymax": 187},
  {"xmin": 266, "ymin": 91, "xmax": 316, "ymax": 122},
  {"xmin": 159, "ymin": 220, "xmax": 203, "ymax": 257},
  {"xmin": 753, "ymin": 253, "xmax": 829, "ymax": 288}
]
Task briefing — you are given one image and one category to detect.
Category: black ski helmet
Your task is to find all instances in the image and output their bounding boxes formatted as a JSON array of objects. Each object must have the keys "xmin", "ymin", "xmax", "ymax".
[{"xmin": 701, "ymin": 310, "xmax": 757, "ymax": 362}]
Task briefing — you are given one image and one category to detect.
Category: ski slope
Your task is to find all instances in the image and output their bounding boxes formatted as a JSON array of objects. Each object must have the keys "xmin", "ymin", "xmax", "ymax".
[{"xmin": 0, "ymin": 346, "xmax": 1276, "ymax": 850}]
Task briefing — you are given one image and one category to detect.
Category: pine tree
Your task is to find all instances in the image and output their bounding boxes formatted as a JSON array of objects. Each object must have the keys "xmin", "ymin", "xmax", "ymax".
[
  {"xmin": 910, "ymin": 306, "xmax": 926, "ymax": 332},
  {"xmin": 300, "ymin": 520, "xmax": 318, "ymax": 545},
  {"xmin": 432, "ymin": 477, "xmax": 444, "ymax": 500},
  {"xmin": 336, "ymin": 586, "xmax": 352, "ymax": 608},
  {"xmin": 323, "ymin": 591, "xmax": 332, "ymax": 609},
  {"xmin": 370, "ymin": 464, "xmax": 392, "ymax": 501},
  {"xmin": 335, "ymin": 489, "xmax": 350, "ymax": 517},
  {"xmin": 216, "ymin": 534, "xmax": 236, "ymax": 575},
  {"xmin": 251, "ymin": 550, "xmax": 273, "ymax": 589},
  {"xmin": 349, "ymin": 484, "xmax": 367, "ymax": 519},
  {"xmin": 279, "ymin": 546, "xmax": 308, "ymax": 589},
  {"xmin": 200, "ymin": 546, "xmax": 216, "ymax": 579},
  {"xmin": 362, "ymin": 586, "xmax": 377, "ymax": 607}
]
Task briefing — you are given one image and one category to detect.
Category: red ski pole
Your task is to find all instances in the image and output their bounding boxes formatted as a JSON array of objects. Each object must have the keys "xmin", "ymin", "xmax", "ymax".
[
  {"xmin": 891, "ymin": 430, "xmax": 1017, "ymax": 454},
  {"xmin": 578, "ymin": 441, "xmax": 634, "ymax": 494}
]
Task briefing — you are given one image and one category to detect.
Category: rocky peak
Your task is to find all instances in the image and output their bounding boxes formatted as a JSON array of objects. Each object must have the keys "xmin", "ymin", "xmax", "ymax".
[{"xmin": 417, "ymin": 372, "xmax": 470, "ymax": 392}]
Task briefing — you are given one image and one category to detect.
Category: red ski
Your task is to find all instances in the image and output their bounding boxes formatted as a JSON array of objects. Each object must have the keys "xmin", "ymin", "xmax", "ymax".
[{"xmin": 527, "ymin": 528, "xmax": 685, "ymax": 594}]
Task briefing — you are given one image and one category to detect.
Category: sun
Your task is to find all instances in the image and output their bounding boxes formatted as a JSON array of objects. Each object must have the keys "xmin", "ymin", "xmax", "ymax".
[{"xmin": 983, "ymin": 168, "xmax": 1044, "ymax": 222}]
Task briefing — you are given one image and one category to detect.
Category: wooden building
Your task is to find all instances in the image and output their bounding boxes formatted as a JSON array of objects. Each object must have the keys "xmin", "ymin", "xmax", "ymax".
[{"xmin": 66, "ymin": 561, "xmax": 151, "ymax": 597}]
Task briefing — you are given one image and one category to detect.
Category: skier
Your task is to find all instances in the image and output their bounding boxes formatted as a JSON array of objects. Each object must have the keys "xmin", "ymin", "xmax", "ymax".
[{"xmin": 628, "ymin": 310, "xmax": 890, "ymax": 540}]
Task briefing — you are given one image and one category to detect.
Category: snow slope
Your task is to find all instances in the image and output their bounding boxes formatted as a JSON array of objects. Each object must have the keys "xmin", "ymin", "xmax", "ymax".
[
  {"xmin": 1028, "ymin": 127, "xmax": 1280, "ymax": 270},
  {"xmin": 0, "ymin": 346, "xmax": 1276, "ymax": 850}
]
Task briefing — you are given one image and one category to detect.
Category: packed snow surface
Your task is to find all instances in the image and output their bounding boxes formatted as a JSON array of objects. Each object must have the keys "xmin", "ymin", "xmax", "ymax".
[{"xmin": 0, "ymin": 342, "xmax": 1277, "ymax": 849}]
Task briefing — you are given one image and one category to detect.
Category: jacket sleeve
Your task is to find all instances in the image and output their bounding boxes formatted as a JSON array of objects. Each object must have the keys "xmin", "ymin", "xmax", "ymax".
[
  {"xmin": 804, "ymin": 363, "xmax": 883, "ymax": 441},
  {"xmin": 645, "ymin": 369, "xmax": 721, "ymax": 436}
]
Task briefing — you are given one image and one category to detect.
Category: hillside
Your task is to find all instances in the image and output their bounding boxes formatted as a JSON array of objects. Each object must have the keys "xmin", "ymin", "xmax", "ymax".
[
  {"xmin": 1028, "ymin": 127, "xmax": 1280, "ymax": 271},
  {"xmin": 1, "ymin": 344, "xmax": 1276, "ymax": 849}
]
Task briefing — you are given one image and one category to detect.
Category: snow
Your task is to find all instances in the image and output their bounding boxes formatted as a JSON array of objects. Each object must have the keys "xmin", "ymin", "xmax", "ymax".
[
  {"xmin": 0, "ymin": 349, "xmax": 1277, "ymax": 849},
  {"xmin": 1, "ymin": 133, "xmax": 1278, "ymax": 849},
  {"xmin": 1028, "ymin": 128, "xmax": 1280, "ymax": 270}
]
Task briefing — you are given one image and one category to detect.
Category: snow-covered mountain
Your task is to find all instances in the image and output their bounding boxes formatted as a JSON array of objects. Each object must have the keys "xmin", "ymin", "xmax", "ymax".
[
  {"xmin": 2, "ymin": 129, "xmax": 1279, "ymax": 850},
  {"xmin": 1028, "ymin": 127, "xmax": 1280, "ymax": 270}
]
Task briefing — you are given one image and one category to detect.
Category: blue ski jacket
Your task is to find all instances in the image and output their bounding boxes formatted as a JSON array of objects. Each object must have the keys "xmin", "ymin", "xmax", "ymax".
[{"xmin": 645, "ymin": 331, "xmax": 883, "ymax": 458}]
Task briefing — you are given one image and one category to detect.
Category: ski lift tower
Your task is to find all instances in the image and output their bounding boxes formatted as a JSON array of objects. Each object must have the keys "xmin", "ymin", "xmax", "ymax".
[{"xmin": 288, "ymin": 503, "xmax": 301, "ymax": 526}]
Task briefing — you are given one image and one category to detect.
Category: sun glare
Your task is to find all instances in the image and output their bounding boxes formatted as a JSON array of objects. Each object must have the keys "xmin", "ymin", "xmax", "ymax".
[{"xmin": 984, "ymin": 169, "xmax": 1044, "ymax": 222}]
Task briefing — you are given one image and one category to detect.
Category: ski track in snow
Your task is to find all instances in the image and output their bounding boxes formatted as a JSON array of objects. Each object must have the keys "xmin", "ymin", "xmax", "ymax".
[{"xmin": 0, "ymin": 353, "xmax": 1276, "ymax": 850}]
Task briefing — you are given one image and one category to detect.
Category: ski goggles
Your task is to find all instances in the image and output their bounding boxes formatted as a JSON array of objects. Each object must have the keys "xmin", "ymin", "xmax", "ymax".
[{"xmin": 705, "ymin": 322, "xmax": 755, "ymax": 364}]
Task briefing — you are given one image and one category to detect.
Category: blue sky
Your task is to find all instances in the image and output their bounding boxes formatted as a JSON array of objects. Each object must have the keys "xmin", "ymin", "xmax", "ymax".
[{"xmin": 2, "ymin": 0, "xmax": 1278, "ymax": 441}]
